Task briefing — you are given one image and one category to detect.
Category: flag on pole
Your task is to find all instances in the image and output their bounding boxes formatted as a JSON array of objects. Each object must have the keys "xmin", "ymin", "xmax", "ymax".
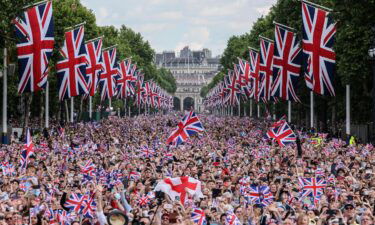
[{"xmin": 20, "ymin": 128, "xmax": 35, "ymax": 169}]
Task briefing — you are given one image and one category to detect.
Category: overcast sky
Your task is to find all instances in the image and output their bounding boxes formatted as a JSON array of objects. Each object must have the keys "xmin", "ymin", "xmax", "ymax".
[{"xmin": 81, "ymin": 0, "xmax": 277, "ymax": 56}]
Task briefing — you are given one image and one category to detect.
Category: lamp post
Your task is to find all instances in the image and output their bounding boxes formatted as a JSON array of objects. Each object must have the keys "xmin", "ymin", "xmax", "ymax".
[{"xmin": 369, "ymin": 27, "xmax": 375, "ymax": 143}]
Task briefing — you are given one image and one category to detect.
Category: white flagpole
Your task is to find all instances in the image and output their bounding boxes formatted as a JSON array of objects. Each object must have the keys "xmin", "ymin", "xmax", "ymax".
[
  {"xmin": 70, "ymin": 97, "xmax": 74, "ymax": 123},
  {"xmin": 238, "ymin": 101, "xmax": 241, "ymax": 116},
  {"xmin": 310, "ymin": 91, "xmax": 314, "ymax": 128},
  {"xmin": 45, "ymin": 82, "xmax": 49, "ymax": 128},
  {"xmin": 288, "ymin": 101, "xmax": 292, "ymax": 123},
  {"xmin": 250, "ymin": 99, "xmax": 253, "ymax": 117},
  {"xmin": 2, "ymin": 48, "xmax": 8, "ymax": 144},
  {"xmin": 346, "ymin": 85, "xmax": 351, "ymax": 135},
  {"xmin": 124, "ymin": 98, "xmax": 127, "ymax": 117},
  {"xmin": 257, "ymin": 104, "xmax": 260, "ymax": 118},
  {"xmin": 89, "ymin": 96, "xmax": 92, "ymax": 120},
  {"xmin": 273, "ymin": 102, "xmax": 276, "ymax": 120}
]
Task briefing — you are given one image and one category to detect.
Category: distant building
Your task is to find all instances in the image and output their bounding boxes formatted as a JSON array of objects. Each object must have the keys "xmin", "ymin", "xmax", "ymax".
[{"xmin": 155, "ymin": 46, "xmax": 221, "ymax": 112}]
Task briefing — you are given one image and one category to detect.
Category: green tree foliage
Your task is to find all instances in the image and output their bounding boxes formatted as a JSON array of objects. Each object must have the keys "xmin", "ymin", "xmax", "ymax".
[
  {"xmin": 0, "ymin": 0, "xmax": 176, "ymax": 124},
  {"xmin": 203, "ymin": 0, "xmax": 375, "ymax": 129}
]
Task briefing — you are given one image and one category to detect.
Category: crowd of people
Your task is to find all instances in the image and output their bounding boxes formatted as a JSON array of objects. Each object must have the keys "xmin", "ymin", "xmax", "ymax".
[{"xmin": 0, "ymin": 113, "xmax": 374, "ymax": 225}]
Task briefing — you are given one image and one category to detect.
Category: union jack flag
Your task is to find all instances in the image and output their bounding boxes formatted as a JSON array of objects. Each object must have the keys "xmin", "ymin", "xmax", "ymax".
[
  {"xmin": 56, "ymin": 25, "xmax": 88, "ymax": 100},
  {"xmin": 145, "ymin": 81, "xmax": 158, "ymax": 108},
  {"xmin": 224, "ymin": 70, "xmax": 240, "ymax": 106},
  {"xmin": 117, "ymin": 59, "xmax": 137, "ymax": 99},
  {"xmin": 271, "ymin": 24, "xmax": 302, "ymax": 102},
  {"xmin": 99, "ymin": 47, "xmax": 120, "ymax": 101},
  {"xmin": 299, "ymin": 177, "xmax": 327, "ymax": 200},
  {"xmin": 20, "ymin": 128, "xmax": 34, "ymax": 169},
  {"xmin": 191, "ymin": 208, "xmax": 207, "ymax": 225},
  {"xmin": 258, "ymin": 37, "xmax": 274, "ymax": 102},
  {"xmin": 64, "ymin": 193, "xmax": 87, "ymax": 213},
  {"xmin": 225, "ymin": 211, "xmax": 242, "ymax": 225},
  {"xmin": 85, "ymin": 37, "xmax": 104, "ymax": 96},
  {"xmin": 166, "ymin": 111, "xmax": 204, "ymax": 146},
  {"xmin": 56, "ymin": 209, "xmax": 75, "ymax": 225},
  {"xmin": 13, "ymin": 1, "xmax": 54, "ymax": 94},
  {"xmin": 140, "ymin": 145, "xmax": 155, "ymax": 158},
  {"xmin": 137, "ymin": 195, "xmax": 151, "ymax": 207},
  {"xmin": 302, "ymin": 1, "xmax": 336, "ymax": 96},
  {"xmin": 249, "ymin": 48, "xmax": 260, "ymax": 101},
  {"xmin": 244, "ymin": 185, "xmax": 274, "ymax": 207},
  {"xmin": 129, "ymin": 171, "xmax": 141, "ymax": 181},
  {"xmin": 80, "ymin": 159, "xmax": 95, "ymax": 177},
  {"xmin": 267, "ymin": 118, "xmax": 296, "ymax": 147},
  {"xmin": 82, "ymin": 193, "xmax": 97, "ymax": 218}
]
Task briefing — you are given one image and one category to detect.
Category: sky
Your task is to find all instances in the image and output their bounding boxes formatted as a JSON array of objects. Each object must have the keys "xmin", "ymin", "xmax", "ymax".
[{"xmin": 81, "ymin": 0, "xmax": 277, "ymax": 56}]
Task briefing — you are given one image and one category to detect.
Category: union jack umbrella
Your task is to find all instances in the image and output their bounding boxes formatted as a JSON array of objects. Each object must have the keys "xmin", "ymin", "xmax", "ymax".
[
  {"xmin": 99, "ymin": 47, "xmax": 120, "ymax": 101},
  {"xmin": 258, "ymin": 36, "xmax": 275, "ymax": 102},
  {"xmin": 244, "ymin": 185, "xmax": 274, "ymax": 207},
  {"xmin": 302, "ymin": 1, "xmax": 336, "ymax": 96},
  {"xmin": 56, "ymin": 25, "xmax": 89, "ymax": 100},
  {"xmin": 191, "ymin": 208, "xmax": 207, "ymax": 225},
  {"xmin": 166, "ymin": 111, "xmax": 204, "ymax": 146},
  {"xmin": 20, "ymin": 128, "xmax": 35, "ymax": 169},
  {"xmin": 271, "ymin": 23, "xmax": 302, "ymax": 102},
  {"xmin": 13, "ymin": 1, "xmax": 54, "ymax": 93},
  {"xmin": 85, "ymin": 37, "xmax": 104, "ymax": 96},
  {"xmin": 267, "ymin": 117, "xmax": 296, "ymax": 147}
]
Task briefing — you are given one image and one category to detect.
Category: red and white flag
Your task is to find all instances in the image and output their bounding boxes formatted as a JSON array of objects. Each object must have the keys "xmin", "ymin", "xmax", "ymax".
[{"xmin": 154, "ymin": 176, "xmax": 203, "ymax": 204}]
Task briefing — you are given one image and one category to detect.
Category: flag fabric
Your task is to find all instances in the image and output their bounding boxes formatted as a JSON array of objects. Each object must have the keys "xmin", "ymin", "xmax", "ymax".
[
  {"xmin": 56, "ymin": 25, "xmax": 88, "ymax": 100},
  {"xmin": 267, "ymin": 118, "xmax": 296, "ymax": 147},
  {"xmin": 191, "ymin": 208, "xmax": 207, "ymax": 225},
  {"xmin": 243, "ymin": 185, "xmax": 274, "ymax": 207},
  {"xmin": 99, "ymin": 47, "xmax": 120, "ymax": 101},
  {"xmin": 238, "ymin": 58, "xmax": 252, "ymax": 98},
  {"xmin": 154, "ymin": 176, "xmax": 204, "ymax": 205},
  {"xmin": 140, "ymin": 145, "xmax": 155, "ymax": 158},
  {"xmin": 129, "ymin": 171, "xmax": 141, "ymax": 181},
  {"xmin": 302, "ymin": 1, "xmax": 336, "ymax": 96},
  {"xmin": 225, "ymin": 211, "xmax": 242, "ymax": 225},
  {"xmin": 85, "ymin": 37, "xmax": 104, "ymax": 96},
  {"xmin": 166, "ymin": 111, "xmax": 204, "ymax": 146},
  {"xmin": 117, "ymin": 59, "xmax": 136, "ymax": 99},
  {"xmin": 271, "ymin": 24, "xmax": 302, "ymax": 102},
  {"xmin": 299, "ymin": 177, "xmax": 327, "ymax": 200},
  {"xmin": 82, "ymin": 193, "xmax": 97, "ymax": 218},
  {"xmin": 225, "ymin": 70, "xmax": 240, "ymax": 106},
  {"xmin": 80, "ymin": 160, "xmax": 95, "ymax": 177},
  {"xmin": 20, "ymin": 129, "xmax": 35, "ymax": 169},
  {"xmin": 137, "ymin": 195, "xmax": 151, "ymax": 208},
  {"xmin": 258, "ymin": 37, "xmax": 275, "ymax": 102},
  {"xmin": 249, "ymin": 48, "xmax": 260, "ymax": 101},
  {"xmin": 13, "ymin": 1, "xmax": 54, "ymax": 94},
  {"xmin": 64, "ymin": 193, "xmax": 87, "ymax": 213}
]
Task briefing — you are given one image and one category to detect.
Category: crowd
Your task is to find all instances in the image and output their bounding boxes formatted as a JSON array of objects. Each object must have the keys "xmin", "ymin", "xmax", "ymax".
[{"xmin": 0, "ymin": 113, "xmax": 374, "ymax": 225}]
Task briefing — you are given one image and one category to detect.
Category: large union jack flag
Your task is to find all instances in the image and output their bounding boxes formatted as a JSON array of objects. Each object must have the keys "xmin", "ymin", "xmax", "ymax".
[
  {"xmin": 271, "ymin": 24, "xmax": 302, "ymax": 102},
  {"xmin": 166, "ymin": 111, "xmax": 204, "ymax": 146},
  {"xmin": 56, "ymin": 25, "xmax": 88, "ymax": 100},
  {"xmin": 85, "ymin": 37, "xmax": 104, "ymax": 97},
  {"xmin": 13, "ymin": 1, "xmax": 54, "ymax": 94},
  {"xmin": 249, "ymin": 48, "xmax": 260, "ymax": 101},
  {"xmin": 99, "ymin": 47, "xmax": 120, "ymax": 101},
  {"xmin": 258, "ymin": 37, "xmax": 275, "ymax": 102},
  {"xmin": 64, "ymin": 193, "xmax": 87, "ymax": 213},
  {"xmin": 117, "ymin": 59, "xmax": 137, "ymax": 99},
  {"xmin": 224, "ymin": 70, "xmax": 240, "ymax": 106},
  {"xmin": 302, "ymin": 1, "xmax": 336, "ymax": 96},
  {"xmin": 267, "ymin": 117, "xmax": 296, "ymax": 147},
  {"xmin": 20, "ymin": 128, "xmax": 34, "ymax": 169}
]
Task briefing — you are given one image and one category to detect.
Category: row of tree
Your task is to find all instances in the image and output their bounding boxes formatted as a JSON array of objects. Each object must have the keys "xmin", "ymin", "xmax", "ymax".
[
  {"xmin": 201, "ymin": 0, "xmax": 375, "ymax": 132},
  {"xmin": 0, "ymin": 0, "xmax": 176, "ymax": 126}
]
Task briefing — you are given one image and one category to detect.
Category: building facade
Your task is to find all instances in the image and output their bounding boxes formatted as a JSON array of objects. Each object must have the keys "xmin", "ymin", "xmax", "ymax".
[{"xmin": 155, "ymin": 46, "xmax": 220, "ymax": 112}]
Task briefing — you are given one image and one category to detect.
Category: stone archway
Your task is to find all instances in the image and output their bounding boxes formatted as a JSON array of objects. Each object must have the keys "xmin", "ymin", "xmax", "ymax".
[
  {"xmin": 173, "ymin": 97, "xmax": 181, "ymax": 111},
  {"xmin": 183, "ymin": 97, "xmax": 194, "ymax": 111}
]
